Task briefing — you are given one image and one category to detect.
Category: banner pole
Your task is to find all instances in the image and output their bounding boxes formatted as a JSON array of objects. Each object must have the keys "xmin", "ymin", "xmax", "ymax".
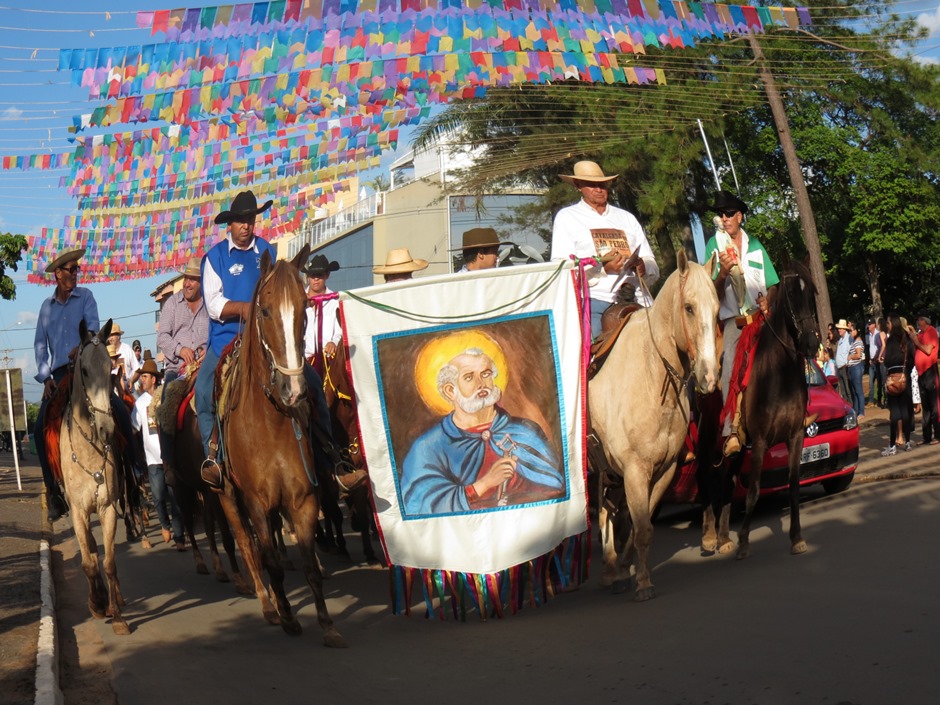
[{"xmin": 4, "ymin": 369, "xmax": 21, "ymax": 491}]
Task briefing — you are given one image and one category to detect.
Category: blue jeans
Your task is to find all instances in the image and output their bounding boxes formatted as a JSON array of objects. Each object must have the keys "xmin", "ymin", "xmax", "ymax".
[
  {"xmin": 589, "ymin": 298, "xmax": 608, "ymax": 341},
  {"xmin": 148, "ymin": 463, "xmax": 183, "ymax": 541},
  {"xmin": 848, "ymin": 363, "xmax": 866, "ymax": 417},
  {"xmin": 195, "ymin": 345, "xmax": 334, "ymax": 462}
]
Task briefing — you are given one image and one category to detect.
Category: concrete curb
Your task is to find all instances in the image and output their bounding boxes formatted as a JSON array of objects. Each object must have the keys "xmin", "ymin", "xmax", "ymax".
[{"xmin": 34, "ymin": 539, "xmax": 62, "ymax": 705}]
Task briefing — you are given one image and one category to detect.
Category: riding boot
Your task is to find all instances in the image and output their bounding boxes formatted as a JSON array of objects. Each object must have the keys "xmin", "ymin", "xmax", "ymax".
[
  {"xmin": 46, "ymin": 484, "xmax": 69, "ymax": 523},
  {"xmin": 722, "ymin": 392, "xmax": 746, "ymax": 457},
  {"xmin": 200, "ymin": 424, "xmax": 224, "ymax": 493},
  {"xmin": 309, "ymin": 420, "xmax": 368, "ymax": 491}
]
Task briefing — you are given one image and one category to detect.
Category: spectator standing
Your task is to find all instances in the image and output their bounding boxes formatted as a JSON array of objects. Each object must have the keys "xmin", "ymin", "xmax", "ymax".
[
  {"xmin": 909, "ymin": 315, "xmax": 940, "ymax": 445},
  {"xmin": 882, "ymin": 314, "xmax": 916, "ymax": 455},
  {"xmin": 847, "ymin": 322, "xmax": 866, "ymax": 419},
  {"xmin": 834, "ymin": 319, "xmax": 852, "ymax": 401},
  {"xmin": 865, "ymin": 319, "xmax": 884, "ymax": 407}
]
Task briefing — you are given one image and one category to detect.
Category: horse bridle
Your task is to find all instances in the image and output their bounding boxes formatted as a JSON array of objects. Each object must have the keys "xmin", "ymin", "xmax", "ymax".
[
  {"xmin": 67, "ymin": 336, "xmax": 116, "ymax": 499},
  {"xmin": 763, "ymin": 270, "xmax": 817, "ymax": 357},
  {"xmin": 252, "ymin": 267, "xmax": 306, "ymax": 393}
]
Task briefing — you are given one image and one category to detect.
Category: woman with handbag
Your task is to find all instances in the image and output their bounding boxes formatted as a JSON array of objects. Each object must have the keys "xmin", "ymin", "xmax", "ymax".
[{"xmin": 882, "ymin": 314, "xmax": 916, "ymax": 455}]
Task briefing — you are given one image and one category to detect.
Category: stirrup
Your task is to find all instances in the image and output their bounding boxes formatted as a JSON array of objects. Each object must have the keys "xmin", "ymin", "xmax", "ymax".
[
  {"xmin": 200, "ymin": 457, "xmax": 224, "ymax": 493},
  {"xmin": 336, "ymin": 468, "xmax": 368, "ymax": 492}
]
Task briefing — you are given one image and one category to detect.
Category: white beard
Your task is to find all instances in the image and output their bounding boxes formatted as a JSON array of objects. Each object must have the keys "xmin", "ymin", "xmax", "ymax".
[{"xmin": 454, "ymin": 384, "xmax": 501, "ymax": 415}]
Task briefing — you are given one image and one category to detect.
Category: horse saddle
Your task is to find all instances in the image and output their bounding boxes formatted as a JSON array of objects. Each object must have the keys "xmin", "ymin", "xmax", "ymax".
[
  {"xmin": 215, "ymin": 337, "xmax": 243, "ymax": 426},
  {"xmin": 156, "ymin": 373, "xmax": 198, "ymax": 436},
  {"xmin": 587, "ymin": 303, "xmax": 641, "ymax": 380}
]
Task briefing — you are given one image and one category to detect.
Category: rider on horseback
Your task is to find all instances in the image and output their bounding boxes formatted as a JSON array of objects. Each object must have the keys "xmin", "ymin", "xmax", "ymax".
[
  {"xmin": 704, "ymin": 190, "xmax": 779, "ymax": 457},
  {"xmin": 195, "ymin": 191, "xmax": 367, "ymax": 492}
]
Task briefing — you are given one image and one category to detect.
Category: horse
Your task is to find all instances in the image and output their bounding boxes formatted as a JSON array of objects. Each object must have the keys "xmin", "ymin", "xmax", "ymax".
[
  {"xmin": 589, "ymin": 250, "xmax": 720, "ymax": 601},
  {"xmin": 58, "ymin": 319, "xmax": 130, "ymax": 635},
  {"xmin": 157, "ymin": 373, "xmax": 253, "ymax": 594},
  {"xmin": 321, "ymin": 343, "xmax": 382, "ymax": 564},
  {"xmin": 703, "ymin": 260, "xmax": 819, "ymax": 559},
  {"xmin": 214, "ymin": 245, "xmax": 345, "ymax": 646}
]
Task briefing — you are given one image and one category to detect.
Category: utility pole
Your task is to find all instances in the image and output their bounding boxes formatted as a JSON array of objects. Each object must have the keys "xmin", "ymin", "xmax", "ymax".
[{"xmin": 747, "ymin": 32, "xmax": 833, "ymax": 332}]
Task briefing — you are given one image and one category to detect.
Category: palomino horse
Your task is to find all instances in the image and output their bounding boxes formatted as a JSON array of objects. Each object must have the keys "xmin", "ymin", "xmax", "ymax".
[
  {"xmin": 158, "ymin": 374, "xmax": 252, "ymax": 594},
  {"xmin": 703, "ymin": 260, "xmax": 819, "ymax": 559},
  {"xmin": 58, "ymin": 319, "xmax": 130, "ymax": 635},
  {"xmin": 215, "ymin": 246, "xmax": 345, "ymax": 646},
  {"xmin": 590, "ymin": 250, "xmax": 720, "ymax": 601},
  {"xmin": 322, "ymin": 343, "xmax": 381, "ymax": 564}
]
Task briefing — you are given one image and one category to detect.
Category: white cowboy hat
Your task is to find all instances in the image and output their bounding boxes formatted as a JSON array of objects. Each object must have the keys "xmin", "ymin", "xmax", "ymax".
[
  {"xmin": 45, "ymin": 247, "xmax": 85, "ymax": 274},
  {"xmin": 182, "ymin": 256, "xmax": 202, "ymax": 278},
  {"xmin": 559, "ymin": 160, "xmax": 618, "ymax": 185},
  {"xmin": 835, "ymin": 319, "xmax": 849, "ymax": 330},
  {"xmin": 373, "ymin": 248, "xmax": 429, "ymax": 275}
]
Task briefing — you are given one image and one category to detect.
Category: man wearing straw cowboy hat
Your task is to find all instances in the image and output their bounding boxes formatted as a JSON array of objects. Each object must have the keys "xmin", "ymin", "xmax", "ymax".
[
  {"xmin": 107, "ymin": 321, "xmax": 140, "ymax": 395},
  {"xmin": 33, "ymin": 246, "xmax": 98, "ymax": 521},
  {"xmin": 132, "ymin": 353, "xmax": 185, "ymax": 550},
  {"xmin": 551, "ymin": 160, "xmax": 659, "ymax": 338},
  {"xmin": 455, "ymin": 227, "xmax": 512, "ymax": 273},
  {"xmin": 374, "ymin": 247, "xmax": 428, "ymax": 283},
  {"xmin": 157, "ymin": 256, "xmax": 209, "ymax": 384}
]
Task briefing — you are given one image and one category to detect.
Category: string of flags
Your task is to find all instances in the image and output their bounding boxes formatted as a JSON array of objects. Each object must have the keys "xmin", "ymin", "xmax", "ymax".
[{"xmin": 15, "ymin": 1, "xmax": 810, "ymax": 283}]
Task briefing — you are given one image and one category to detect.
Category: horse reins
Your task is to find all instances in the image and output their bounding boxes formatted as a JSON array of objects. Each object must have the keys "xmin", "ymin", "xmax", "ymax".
[{"xmin": 761, "ymin": 270, "xmax": 817, "ymax": 358}]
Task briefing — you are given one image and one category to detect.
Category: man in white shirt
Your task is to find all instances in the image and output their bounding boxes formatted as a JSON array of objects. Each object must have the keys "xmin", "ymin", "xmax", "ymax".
[
  {"xmin": 132, "ymin": 357, "xmax": 184, "ymax": 549},
  {"xmin": 551, "ymin": 161, "xmax": 659, "ymax": 338},
  {"xmin": 107, "ymin": 322, "xmax": 140, "ymax": 394},
  {"xmin": 303, "ymin": 254, "xmax": 342, "ymax": 374}
]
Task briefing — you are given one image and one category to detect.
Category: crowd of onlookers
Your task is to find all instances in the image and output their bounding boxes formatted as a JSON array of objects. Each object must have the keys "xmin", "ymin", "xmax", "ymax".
[{"xmin": 821, "ymin": 314, "xmax": 940, "ymax": 456}]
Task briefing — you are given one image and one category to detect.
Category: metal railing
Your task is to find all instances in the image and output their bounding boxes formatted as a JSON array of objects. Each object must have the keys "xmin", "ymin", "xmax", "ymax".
[{"xmin": 286, "ymin": 192, "xmax": 385, "ymax": 257}]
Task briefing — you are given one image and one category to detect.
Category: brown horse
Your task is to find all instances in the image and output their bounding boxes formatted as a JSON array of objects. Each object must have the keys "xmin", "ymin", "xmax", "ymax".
[
  {"xmin": 215, "ymin": 246, "xmax": 345, "ymax": 646},
  {"xmin": 704, "ymin": 260, "xmax": 820, "ymax": 559},
  {"xmin": 590, "ymin": 250, "xmax": 720, "ymax": 601},
  {"xmin": 158, "ymin": 374, "xmax": 252, "ymax": 593},
  {"xmin": 321, "ymin": 343, "xmax": 381, "ymax": 564},
  {"xmin": 58, "ymin": 319, "xmax": 130, "ymax": 635}
]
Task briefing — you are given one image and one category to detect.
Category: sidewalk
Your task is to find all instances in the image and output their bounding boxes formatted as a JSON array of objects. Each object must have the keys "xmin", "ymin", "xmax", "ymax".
[{"xmin": 852, "ymin": 399, "xmax": 940, "ymax": 483}]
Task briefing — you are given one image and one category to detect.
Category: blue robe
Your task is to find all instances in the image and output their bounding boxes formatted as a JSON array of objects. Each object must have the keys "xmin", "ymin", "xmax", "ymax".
[{"xmin": 400, "ymin": 406, "xmax": 565, "ymax": 517}]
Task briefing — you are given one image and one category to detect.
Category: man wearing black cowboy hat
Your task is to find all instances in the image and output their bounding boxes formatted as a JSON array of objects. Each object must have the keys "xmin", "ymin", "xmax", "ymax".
[
  {"xmin": 195, "ymin": 190, "xmax": 277, "ymax": 486},
  {"xmin": 551, "ymin": 160, "xmax": 660, "ymax": 337},
  {"xmin": 704, "ymin": 189, "xmax": 779, "ymax": 455},
  {"xmin": 302, "ymin": 254, "xmax": 342, "ymax": 369},
  {"xmin": 33, "ymin": 246, "xmax": 99, "ymax": 521}
]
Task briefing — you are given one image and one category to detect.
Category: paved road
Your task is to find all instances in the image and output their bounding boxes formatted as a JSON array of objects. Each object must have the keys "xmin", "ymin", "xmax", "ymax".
[{"xmin": 3, "ymin": 403, "xmax": 938, "ymax": 705}]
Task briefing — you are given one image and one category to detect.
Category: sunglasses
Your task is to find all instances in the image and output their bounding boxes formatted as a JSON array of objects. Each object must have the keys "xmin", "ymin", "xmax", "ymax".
[
  {"xmin": 718, "ymin": 209, "xmax": 740, "ymax": 218},
  {"xmin": 59, "ymin": 265, "xmax": 81, "ymax": 274}
]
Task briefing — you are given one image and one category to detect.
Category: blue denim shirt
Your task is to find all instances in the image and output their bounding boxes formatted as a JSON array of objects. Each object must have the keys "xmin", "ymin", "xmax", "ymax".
[
  {"xmin": 835, "ymin": 331, "xmax": 851, "ymax": 369},
  {"xmin": 33, "ymin": 286, "xmax": 100, "ymax": 383}
]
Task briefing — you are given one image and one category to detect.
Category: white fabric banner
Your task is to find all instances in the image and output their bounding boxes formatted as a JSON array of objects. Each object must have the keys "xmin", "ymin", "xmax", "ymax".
[{"xmin": 340, "ymin": 261, "xmax": 587, "ymax": 575}]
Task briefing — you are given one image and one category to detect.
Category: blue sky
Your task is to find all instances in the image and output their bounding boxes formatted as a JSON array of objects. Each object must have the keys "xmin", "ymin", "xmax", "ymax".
[{"xmin": 0, "ymin": 0, "xmax": 938, "ymax": 401}]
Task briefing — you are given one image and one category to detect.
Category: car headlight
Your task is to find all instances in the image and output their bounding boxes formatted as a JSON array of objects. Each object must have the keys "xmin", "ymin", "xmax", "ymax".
[{"xmin": 843, "ymin": 408, "xmax": 858, "ymax": 430}]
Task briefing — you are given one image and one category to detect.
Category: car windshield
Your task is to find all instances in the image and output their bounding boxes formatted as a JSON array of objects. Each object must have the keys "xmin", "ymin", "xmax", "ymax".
[{"xmin": 804, "ymin": 358, "xmax": 827, "ymax": 386}]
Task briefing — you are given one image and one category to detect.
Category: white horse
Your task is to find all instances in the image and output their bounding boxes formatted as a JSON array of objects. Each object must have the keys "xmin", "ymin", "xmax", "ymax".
[
  {"xmin": 59, "ymin": 319, "xmax": 130, "ymax": 635},
  {"xmin": 590, "ymin": 250, "xmax": 720, "ymax": 601}
]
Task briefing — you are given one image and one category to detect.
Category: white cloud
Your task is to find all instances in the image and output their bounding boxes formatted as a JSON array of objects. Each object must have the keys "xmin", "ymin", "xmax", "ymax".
[
  {"xmin": 916, "ymin": 7, "xmax": 940, "ymax": 36},
  {"xmin": 0, "ymin": 107, "xmax": 22, "ymax": 121},
  {"xmin": 17, "ymin": 311, "xmax": 37, "ymax": 326}
]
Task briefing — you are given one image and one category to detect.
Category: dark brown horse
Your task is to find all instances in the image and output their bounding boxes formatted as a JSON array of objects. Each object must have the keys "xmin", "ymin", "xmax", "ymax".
[
  {"xmin": 215, "ymin": 245, "xmax": 345, "ymax": 646},
  {"xmin": 703, "ymin": 260, "xmax": 820, "ymax": 559},
  {"xmin": 321, "ymin": 343, "xmax": 381, "ymax": 564},
  {"xmin": 158, "ymin": 374, "xmax": 252, "ymax": 594}
]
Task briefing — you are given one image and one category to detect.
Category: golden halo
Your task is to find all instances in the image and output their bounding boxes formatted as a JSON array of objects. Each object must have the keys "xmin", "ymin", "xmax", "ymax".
[{"xmin": 413, "ymin": 329, "xmax": 509, "ymax": 415}]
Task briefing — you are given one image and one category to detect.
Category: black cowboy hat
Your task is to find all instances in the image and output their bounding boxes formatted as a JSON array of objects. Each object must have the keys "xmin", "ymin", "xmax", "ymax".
[
  {"xmin": 214, "ymin": 190, "xmax": 274, "ymax": 225},
  {"xmin": 711, "ymin": 190, "xmax": 749, "ymax": 215},
  {"xmin": 303, "ymin": 253, "xmax": 340, "ymax": 277}
]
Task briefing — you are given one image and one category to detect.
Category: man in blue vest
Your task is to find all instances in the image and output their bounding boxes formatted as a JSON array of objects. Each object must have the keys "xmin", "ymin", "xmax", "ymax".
[{"xmin": 195, "ymin": 191, "xmax": 366, "ymax": 492}]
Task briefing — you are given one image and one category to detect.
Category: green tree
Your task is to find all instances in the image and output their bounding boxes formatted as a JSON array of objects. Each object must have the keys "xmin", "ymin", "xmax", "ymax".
[{"xmin": 0, "ymin": 232, "xmax": 27, "ymax": 300}]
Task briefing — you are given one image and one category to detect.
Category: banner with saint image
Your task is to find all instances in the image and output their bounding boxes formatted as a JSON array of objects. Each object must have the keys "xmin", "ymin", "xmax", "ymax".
[{"xmin": 340, "ymin": 261, "xmax": 588, "ymax": 618}]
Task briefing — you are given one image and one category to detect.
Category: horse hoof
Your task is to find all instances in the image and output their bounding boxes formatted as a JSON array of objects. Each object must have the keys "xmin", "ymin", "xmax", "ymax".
[
  {"xmin": 634, "ymin": 587, "xmax": 656, "ymax": 602},
  {"xmin": 281, "ymin": 619, "xmax": 303, "ymax": 636},
  {"xmin": 111, "ymin": 620, "xmax": 131, "ymax": 636},
  {"xmin": 791, "ymin": 540, "xmax": 808, "ymax": 555},
  {"xmin": 717, "ymin": 540, "xmax": 735, "ymax": 555},
  {"xmin": 214, "ymin": 571, "xmax": 231, "ymax": 583},
  {"xmin": 196, "ymin": 564, "xmax": 210, "ymax": 576},
  {"xmin": 232, "ymin": 575, "xmax": 252, "ymax": 594},
  {"xmin": 263, "ymin": 609, "xmax": 281, "ymax": 626},
  {"xmin": 736, "ymin": 545, "xmax": 750, "ymax": 560},
  {"xmin": 141, "ymin": 538, "xmax": 153, "ymax": 550},
  {"xmin": 701, "ymin": 538, "xmax": 717, "ymax": 553},
  {"xmin": 89, "ymin": 605, "xmax": 107, "ymax": 620},
  {"xmin": 323, "ymin": 629, "xmax": 348, "ymax": 648},
  {"xmin": 700, "ymin": 546, "xmax": 716, "ymax": 557},
  {"xmin": 611, "ymin": 579, "xmax": 631, "ymax": 595}
]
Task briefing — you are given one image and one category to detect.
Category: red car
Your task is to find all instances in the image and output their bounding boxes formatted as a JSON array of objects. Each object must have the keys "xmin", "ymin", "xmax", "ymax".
[{"xmin": 666, "ymin": 359, "xmax": 860, "ymax": 504}]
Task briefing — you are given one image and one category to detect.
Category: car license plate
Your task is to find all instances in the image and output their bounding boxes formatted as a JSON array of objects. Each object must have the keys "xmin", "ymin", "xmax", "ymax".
[{"xmin": 801, "ymin": 443, "xmax": 830, "ymax": 464}]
